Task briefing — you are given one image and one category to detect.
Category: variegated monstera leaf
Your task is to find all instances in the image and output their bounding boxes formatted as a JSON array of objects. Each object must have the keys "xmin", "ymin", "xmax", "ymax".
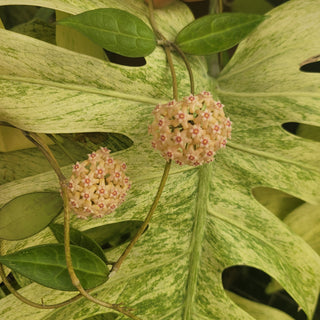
[{"xmin": 0, "ymin": 0, "xmax": 319, "ymax": 319}]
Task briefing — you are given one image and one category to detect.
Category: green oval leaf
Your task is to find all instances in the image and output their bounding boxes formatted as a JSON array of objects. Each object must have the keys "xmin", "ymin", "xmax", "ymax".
[
  {"xmin": 0, "ymin": 192, "xmax": 63, "ymax": 241},
  {"xmin": 175, "ymin": 13, "xmax": 266, "ymax": 55},
  {"xmin": 50, "ymin": 223, "xmax": 108, "ymax": 263},
  {"xmin": 57, "ymin": 8, "xmax": 156, "ymax": 58},
  {"xmin": 0, "ymin": 244, "xmax": 108, "ymax": 291},
  {"xmin": 83, "ymin": 220, "xmax": 143, "ymax": 250}
]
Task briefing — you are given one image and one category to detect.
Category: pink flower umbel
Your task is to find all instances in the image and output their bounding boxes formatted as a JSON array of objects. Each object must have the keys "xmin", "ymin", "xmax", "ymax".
[
  {"xmin": 149, "ymin": 92, "xmax": 232, "ymax": 166},
  {"xmin": 67, "ymin": 147, "xmax": 130, "ymax": 219}
]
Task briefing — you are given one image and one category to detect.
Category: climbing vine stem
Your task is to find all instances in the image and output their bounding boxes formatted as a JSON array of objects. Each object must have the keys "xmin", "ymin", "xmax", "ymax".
[
  {"xmin": 61, "ymin": 183, "xmax": 142, "ymax": 320},
  {"xmin": 23, "ymin": 131, "xmax": 142, "ymax": 320},
  {"xmin": 217, "ymin": 0, "xmax": 224, "ymax": 71},
  {"xmin": 146, "ymin": 0, "xmax": 195, "ymax": 98},
  {"xmin": 170, "ymin": 41, "xmax": 195, "ymax": 95},
  {"xmin": 111, "ymin": 160, "xmax": 171, "ymax": 274},
  {"xmin": 110, "ymin": 0, "xmax": 185, "ymax": 275},
  {"xmin": 0, "ymin": 255, "xmax": 84, "ymax": 309}
]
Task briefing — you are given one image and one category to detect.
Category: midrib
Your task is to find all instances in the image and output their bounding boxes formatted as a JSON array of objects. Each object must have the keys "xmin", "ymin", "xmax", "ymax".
[
  {"xmin": 0, "ymin": 75, "xmax": 160, "ymax": 105},
  {"xmin": 183, "ymin": 164, "xmax": 211, "ymax": 319}
]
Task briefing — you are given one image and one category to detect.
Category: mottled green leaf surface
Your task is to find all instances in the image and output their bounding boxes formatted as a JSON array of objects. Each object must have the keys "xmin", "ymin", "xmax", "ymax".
[
  {"xmin": 175, "ymin": 13, "xmax": 265, "ymax": 55},
  {"xmin": 0, "ymin": 0, "xmax": 319, "ymax": 320},
  {"xmin": 50, "ymin": 223, "xmax": 108, "ymax": 263}
]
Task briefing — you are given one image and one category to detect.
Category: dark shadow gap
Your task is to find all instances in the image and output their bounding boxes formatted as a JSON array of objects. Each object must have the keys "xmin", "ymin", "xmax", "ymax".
[
  {"xmin": 103, "ymin": 49, "xmax": 146, "ymax": 67},
  {"xmin": 282, "ymin": 122, "xmax": 320, "ymax": 142},
  {"xmin": 222, "ymin": 265, "xmax": 307, "ymax": 320},
  {"xmin": 0, "ymin": 129, "xmax": 133, "ymax": 184},
  {"xmin": 300, "ymin": 55, "xmax": 320, "ymax": 73},
  {"xmin": 300, "ymin": 61, "xmax": 320, "ymax": 73},
  {"xmin": 0, "ymin": 272, "xmax": 21, "ymax": 298},
  {"xmin": 83, "ymin": 220, "xmax": 145, "ymax": 251},
  {"xmin": 252, "ymin": 186, "xmax": 304, "ymax": 220}
]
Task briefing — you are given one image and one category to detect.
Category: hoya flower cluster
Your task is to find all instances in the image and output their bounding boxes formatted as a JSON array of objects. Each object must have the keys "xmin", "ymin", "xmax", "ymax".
[
  {"xmin": 67, "ymin": 147, "xmax": 131, "ymax": 219},
  {"xmin": 149, "ymin": 92, "xmax": 232, "ymax": 166}
]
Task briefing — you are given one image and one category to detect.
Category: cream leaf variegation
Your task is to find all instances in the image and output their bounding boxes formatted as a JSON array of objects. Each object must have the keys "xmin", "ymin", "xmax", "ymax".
[{"xmin": 0, "ymin": 0, "xmax": 319, "ymax": 319}]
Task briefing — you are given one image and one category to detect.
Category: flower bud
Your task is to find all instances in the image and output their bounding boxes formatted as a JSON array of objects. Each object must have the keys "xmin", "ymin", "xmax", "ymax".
[
  {"xmin": 149, "ymin": 92, "xmax": 232, "ymax": 166},
  {"xmin": 67, "ymin": 147, "xmax": 131, "ymax": 219}
]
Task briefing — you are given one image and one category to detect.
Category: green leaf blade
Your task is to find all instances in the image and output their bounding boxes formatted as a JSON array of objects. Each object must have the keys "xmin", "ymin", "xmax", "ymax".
[
  {"xmin": 50, "ymin": 223, "xmax": 108, "ymax": 263},
  {"xmin": 57, "ymin": 8, "xmax": 156, "ymax": 58},
  {"xmin": 0, "ymin": 192, "xmax": 63, "ymax": 241},
  {"xmin": 175, "ymin": 13, "xmax": 266, "ymax": 55},
  {"xmin": 0, "ymin": 244, "xmax": 109, "ymax": 291}
]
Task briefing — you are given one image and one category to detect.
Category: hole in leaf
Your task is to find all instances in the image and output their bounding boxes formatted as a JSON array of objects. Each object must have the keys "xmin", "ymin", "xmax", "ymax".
[
  {"xmin": 83, "ymin": 313, "xmax": 118, "ymax": 320},
  {"xmin": 282, "ymin": 122, "xmax": 320, "ymax": 142},
  {"xmin": 222, "ymin": 265, "xmax": 307, "ymax": 320},
  {"xmin": 300, "ymin": 61, "xmax": 320, "ymax": 73},
  {"xmin": 252, "ymin": 187, "xmax": 304, "ymax": 220},
  {"xmin": 0, "ymin": 6, "xmax": 54, "ymax": 29},
  {"xmin": 0, "ymin": 272, "xmax": 20, "ymax": 297},
  {"xmin": 83, "ymin": 220, "xmax": 144, "ymax": 250},
  {"xmin": 313, "ymin": 296, "xmax": 320, "ymax": 320},
  {"xmin": 300, "ymin": 55, "xmax": 320, "ymax": 73},
  {"xmin": 103, "ymin": 49, "xmax": 146, "ymax": 67},
  {"xmin": 265, "ymin": 0, "xmax": 289, "ymax": 6},
  {"xmin": 184, "ymin": 1, "xmax": 210, "ymax": 19},
  {"xmin": 0, "ymin": 6, "xmax": 55, "ymax": 44},
  {"xmin": 55, "ymin": 11, "xmax": 112, "ymax": 61},
  {"xmin": 61, "ymin": 132, "xmax": 133, "ymax": 153},
  {"xmin": 0, "ymin": 131, "xmax": 133, "ymax": 184},
  {"xmin": 0, "ymin": 125, "xmax": 54, "ymax": 152}
]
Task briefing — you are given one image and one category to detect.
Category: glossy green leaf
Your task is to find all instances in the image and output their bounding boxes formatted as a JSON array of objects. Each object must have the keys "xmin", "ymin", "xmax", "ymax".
[
  {"xmin": 50, "ymin": 223, "xmax": 108, "ymax": 263},
  {"xmin": 0, "ymin": 192, "xmax": 63, "ymax": 240},
  {"xmin": 83, "ymin": 220, "xmax": 143, "ymax": 250},
  {"xmin": 175, "ymin": 13, "xmax": 266, "ymax": 55},
  {"xmin": 0, "ymin": 244, "xmax": 108, "ymax": 291},
  {"xmin": 12, "ymin": 270, "xmax": 33, "ymax": 288},
  {"xmin": 55, "ymin": 10, "xmax": 109, "ymax": 61},
  {"xmin": 0, "ymin": 0, "xmax": 319, "ymax": 319},
  {"xmin": 57, "ymin": 8, "xmax": 156, "ymax": 58}
]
